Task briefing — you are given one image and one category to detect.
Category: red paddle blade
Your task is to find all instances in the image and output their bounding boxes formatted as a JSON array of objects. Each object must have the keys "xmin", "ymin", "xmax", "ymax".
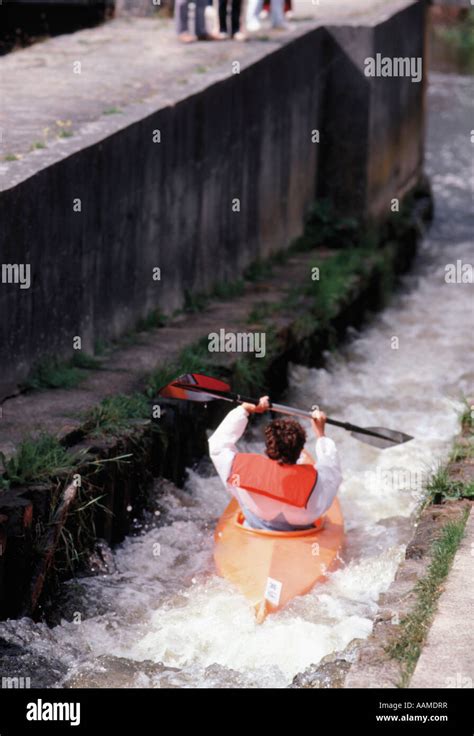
[{"xmin": 158, "ymin": 373, "xmax": 231, "ymax": 402}]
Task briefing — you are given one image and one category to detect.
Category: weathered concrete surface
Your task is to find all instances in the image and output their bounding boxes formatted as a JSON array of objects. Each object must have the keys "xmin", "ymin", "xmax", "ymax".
[
  {"xmin": 0, "ymin": 0, "xmax": 428, "ymax": 398},
  {"xmin": 409, "ymin": 509, "xmax": 474, "ymax": 689}
]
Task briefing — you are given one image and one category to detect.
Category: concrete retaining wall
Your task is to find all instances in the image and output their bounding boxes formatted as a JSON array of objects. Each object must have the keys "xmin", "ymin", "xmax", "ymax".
[
  {"xmin": 318, "ymin": 0, "xmax": 426, "ymax": 215},
  {"xmin": 0, "ymin": 1, "xmax": 428, "ymax": 399}
]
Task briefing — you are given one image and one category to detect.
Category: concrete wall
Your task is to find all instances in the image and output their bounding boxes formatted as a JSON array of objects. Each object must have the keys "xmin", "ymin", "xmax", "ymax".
[
  {"xmin": 318, "ymin": 0, "xmax": 427, "ymax": 216},
  {"xmin": 0, "ymin": 2, "xmax": 428, "ymax": 400}
]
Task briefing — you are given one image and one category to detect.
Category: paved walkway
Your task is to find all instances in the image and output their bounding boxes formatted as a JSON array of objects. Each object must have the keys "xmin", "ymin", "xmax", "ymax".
[{"xmin": 410, "ymin": 509, "xmax": 474, "ymax": 688}]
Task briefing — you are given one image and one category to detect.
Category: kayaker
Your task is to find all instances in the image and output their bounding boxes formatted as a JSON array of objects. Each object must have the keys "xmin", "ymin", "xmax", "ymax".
[{"xmin": 208, "ymin": 397, "xmax": 342, "ymax": 531}]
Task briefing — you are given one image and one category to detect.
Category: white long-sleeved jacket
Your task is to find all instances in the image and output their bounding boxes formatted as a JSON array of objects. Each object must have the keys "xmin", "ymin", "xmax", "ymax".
[{"xmin": 208, "ymin": 406, "xmax": 342, "ymax": 528}]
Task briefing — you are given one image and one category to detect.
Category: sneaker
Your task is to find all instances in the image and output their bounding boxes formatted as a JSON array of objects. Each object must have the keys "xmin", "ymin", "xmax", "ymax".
[
  {"xmin": 232, "ymin": 31, "xmax": 248, "ymax": 42},
  {"xmin": 246, "ymin": 19, "xmax": 261, "ymax": 32},
  {"xmin": 216, "ymin": 32, "xmax": 229, "ymax": 40}
]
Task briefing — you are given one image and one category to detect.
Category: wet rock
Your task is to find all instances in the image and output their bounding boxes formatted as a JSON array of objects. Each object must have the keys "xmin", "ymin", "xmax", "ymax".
[
  {"xmin": 290, "ymin": 639, "xmax": 363, "ymax": 689},
  {"xmin": 0, "ymin": 637, "xmax": 67, "ymax": 688},
  {"xmin": 291, "ymin": 659, "xmax": 351, "ymax": 689},
  {"xmin": 153, "ymin": 477, "xmax": 183, "ymax": 499},
  {"xmin": 193, "ymin": 455, "xmax": 216, "ymax": 478},
  {"xmin": 204, "ymin": 663, "xmax": 257, "ymax": 688},
  {"xmin": 42, "ymin": 578, "xmax": 119, "ymax": 626},
  {"xmin": 63, "ymin": 655, "xmax": 181, "ymax": 688},
  {"xmin": 83, "ymin": 539, "xmax": 117, "ymax": 576},
  {"xmin": 0, "ymin": 637, "xmax": 24, "ymax": 657}
]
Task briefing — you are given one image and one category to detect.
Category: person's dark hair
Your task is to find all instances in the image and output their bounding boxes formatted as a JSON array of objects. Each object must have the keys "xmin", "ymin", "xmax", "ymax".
[{"xmin": 264, "ymin": 419, "xmax": 306, "ymax": 465}]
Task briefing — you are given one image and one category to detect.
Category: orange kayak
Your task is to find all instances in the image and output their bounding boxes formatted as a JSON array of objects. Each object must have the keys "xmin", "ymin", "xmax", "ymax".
[{"xmin": 214, "ymin": 498, "xmax": 344, "ymax": 623}]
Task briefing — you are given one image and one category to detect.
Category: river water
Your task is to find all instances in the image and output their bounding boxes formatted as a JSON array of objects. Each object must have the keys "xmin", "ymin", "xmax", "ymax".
[{"xmin": 0, "ymin": 69, "xmax": 472, "ymax": 689}]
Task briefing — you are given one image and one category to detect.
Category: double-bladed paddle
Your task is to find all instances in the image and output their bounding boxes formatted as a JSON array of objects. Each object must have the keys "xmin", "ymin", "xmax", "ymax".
[{"xmin": 157, "ymin": 373, "xmax": 413, "ymax": 449}]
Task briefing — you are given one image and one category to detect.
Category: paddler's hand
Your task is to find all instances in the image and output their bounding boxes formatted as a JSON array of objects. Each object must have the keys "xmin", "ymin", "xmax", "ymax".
[
  {"xmin": 311, "ymin": 409, "xmax": 326, "ymax": 438},
  {"xmin": 242, "ymin": 396, "xmax": 270, "ymax": 414}
]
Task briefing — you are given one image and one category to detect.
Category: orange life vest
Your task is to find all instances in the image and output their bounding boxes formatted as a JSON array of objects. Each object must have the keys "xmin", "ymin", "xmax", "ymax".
[{"xmin": 228, "ymin": 453, "xmax": 318, "ymax": 509}]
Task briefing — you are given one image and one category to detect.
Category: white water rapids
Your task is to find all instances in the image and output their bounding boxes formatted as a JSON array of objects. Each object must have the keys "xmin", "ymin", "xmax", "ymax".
[{"xmin": 0, "ymin": 72, "xmax": 472, "ymax": 689}]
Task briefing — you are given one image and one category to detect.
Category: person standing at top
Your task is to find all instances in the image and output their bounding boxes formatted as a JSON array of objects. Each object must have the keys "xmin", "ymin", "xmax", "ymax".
[
  {"xmin": 175, "ymin": 0, "xmax": 220, "ymax": 42},
  {"xmin": 217, "ymin": 0, "xmax": 246, "ymax": 40},
  {"xmin": 208, "ymin": 397, "xmax": 342, "ymax": 531},
  {"xmin": 246, "ymin": 0, "xmax": 286, "ymax": 32}
]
